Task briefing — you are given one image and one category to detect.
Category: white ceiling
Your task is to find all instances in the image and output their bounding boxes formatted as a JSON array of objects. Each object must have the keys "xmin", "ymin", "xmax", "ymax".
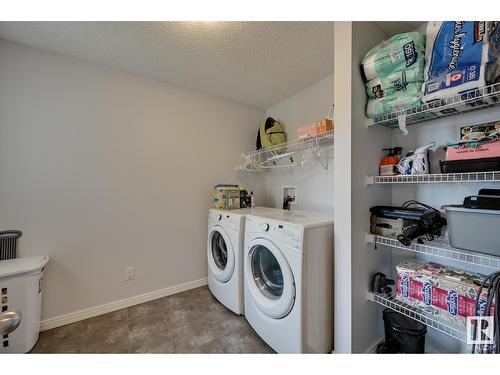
[
  {"xmin": 375, "ymin": 21, "xmax": 426, "ymax": 36},
  {"xmin": 0, "ymin": 22, "xmax": 335, "ymax": 109}
]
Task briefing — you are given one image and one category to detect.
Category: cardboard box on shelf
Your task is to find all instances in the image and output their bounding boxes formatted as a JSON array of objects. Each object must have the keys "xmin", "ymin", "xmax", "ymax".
[
  {"xmin": 297, "ymin": 118, "xmax": 334, "ymax": 139},
  {"xmin": 213, "ymin": 184, "xmax": 240, "ymax": 210},
  {"xmin": 446, "ymin": 140, "xmax": 500, "ymax": 161}
]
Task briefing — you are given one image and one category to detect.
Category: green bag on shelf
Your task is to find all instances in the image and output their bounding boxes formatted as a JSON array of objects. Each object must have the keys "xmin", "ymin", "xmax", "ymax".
[
  {"xmin": 366, "ymin": 59, "xmax": 424, "ymax": 99},
  {"xmin": 361, "ymin": 32, "xmax": 426, "ymax": 82},
  {"xmin": 366, "ymin": 92, "xmax": 423, "ymax": 119}
]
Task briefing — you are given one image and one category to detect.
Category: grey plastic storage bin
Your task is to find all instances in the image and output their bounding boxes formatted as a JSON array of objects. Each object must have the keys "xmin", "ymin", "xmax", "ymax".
[{"xmin": 442, "ymin": 205, "xmax": 500, "ymax": 256}]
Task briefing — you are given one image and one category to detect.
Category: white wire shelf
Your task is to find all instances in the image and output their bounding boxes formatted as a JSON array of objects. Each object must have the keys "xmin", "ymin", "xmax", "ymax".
[
  {"xmin": 366, "ymin": 171, "xmax": 500, "ymax": 185},
  {"xmin": 235, "ymin": 130, "xmax": 334, "ymax": 172},
  {"xmin": 366, "ymin": 83, "xmax": 500, "ymax": 128},
  {"xmin": 366, "ymin": 291, "xmax": 467, "ymax": 342},
  {"xmin": 366, "ymin": 233, "xmax": 500, "ymax": 270}
]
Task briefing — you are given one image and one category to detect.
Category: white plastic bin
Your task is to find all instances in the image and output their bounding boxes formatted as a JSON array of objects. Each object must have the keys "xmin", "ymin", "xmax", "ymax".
[
  {"xmin": 0, "ymin": 256, "xmax": 49, "ymax": 353},
  {"xmin": 442, "ymin": 205, "xmax": 500, "ymax": 256}
]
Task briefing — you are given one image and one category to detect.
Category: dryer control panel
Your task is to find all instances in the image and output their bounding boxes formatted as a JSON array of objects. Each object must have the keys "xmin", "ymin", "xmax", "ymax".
[{"xmin": 245, "ymin": 216, "xmax": 303, "ymax": 250}]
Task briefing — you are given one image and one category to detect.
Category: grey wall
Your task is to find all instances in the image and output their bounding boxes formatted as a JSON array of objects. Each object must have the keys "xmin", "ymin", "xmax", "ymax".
[{"xmin": 0, "ymin": 39, "xmax": 265, "ymax": 321}]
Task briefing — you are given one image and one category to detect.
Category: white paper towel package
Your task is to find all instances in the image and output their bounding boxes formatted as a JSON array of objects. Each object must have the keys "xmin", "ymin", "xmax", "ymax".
[{"xmin": 422, "ymin": 21, "xmax": 491, "ymax": 103}]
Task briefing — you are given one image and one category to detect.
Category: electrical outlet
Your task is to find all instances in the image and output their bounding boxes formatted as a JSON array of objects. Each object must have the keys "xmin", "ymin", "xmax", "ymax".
[{"xmin": 125, "ymin": 267, "xmax": 135, "ymax": 281}]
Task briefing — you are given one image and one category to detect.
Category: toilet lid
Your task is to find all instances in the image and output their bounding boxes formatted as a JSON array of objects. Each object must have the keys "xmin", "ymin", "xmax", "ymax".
[{"xmin": 0, "ymin": 256, "xmax": 49, "ymax": 278}]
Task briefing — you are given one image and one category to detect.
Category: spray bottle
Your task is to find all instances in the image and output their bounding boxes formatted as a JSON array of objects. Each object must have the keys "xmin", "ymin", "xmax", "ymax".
[
  {"xmin": 379, "ymin": 147, "xmax": 402, "ymax": 176},
  {"xmin": 397, "ymin": 142, "xmax": 435, "ymax": 175}
]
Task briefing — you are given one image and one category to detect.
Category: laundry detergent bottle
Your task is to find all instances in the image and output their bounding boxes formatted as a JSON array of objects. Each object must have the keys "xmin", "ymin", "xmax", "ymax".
[{"xmin": 379, "ymin": 147, "xmax": 402, "ymax": 176}]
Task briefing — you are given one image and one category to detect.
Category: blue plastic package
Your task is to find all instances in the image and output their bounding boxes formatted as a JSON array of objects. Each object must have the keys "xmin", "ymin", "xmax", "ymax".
[{"xmin": 423, "ymin": 21, "xmax": 491, "ymax": 102}]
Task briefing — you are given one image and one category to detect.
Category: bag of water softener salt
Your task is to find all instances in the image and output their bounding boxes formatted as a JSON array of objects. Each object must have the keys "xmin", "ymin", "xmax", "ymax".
[
  {"xmin": 361, "ymin": 32, "xmax": 426, "ymax": 82},
  {"xmin": 422, "ymin": 21, "xmax": 492, "ymax": 103},
  {"xmin": 366, "ymin": 58, "xmax": 424, "ymax": 99}
]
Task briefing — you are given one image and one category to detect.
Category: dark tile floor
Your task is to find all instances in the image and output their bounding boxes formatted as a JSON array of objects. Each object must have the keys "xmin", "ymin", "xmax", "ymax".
[{"xmin": 30, "ymin": 286, "xmax": 272, "ymax": 354}]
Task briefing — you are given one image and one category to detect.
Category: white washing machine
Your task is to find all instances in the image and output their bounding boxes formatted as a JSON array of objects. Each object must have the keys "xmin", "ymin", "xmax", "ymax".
[
  {"xmin": 207, "ymin": 207, "xmax": 281, "ymax": 315},
  {"xmin": 243, "ymin": 210, "xmax": 334, "ymax": 353}
]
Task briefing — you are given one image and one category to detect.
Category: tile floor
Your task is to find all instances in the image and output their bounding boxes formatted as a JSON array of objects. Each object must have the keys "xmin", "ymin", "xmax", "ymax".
[{"xmin": 30, "ymin": 286, "xmax": 272, "ymax": 354}]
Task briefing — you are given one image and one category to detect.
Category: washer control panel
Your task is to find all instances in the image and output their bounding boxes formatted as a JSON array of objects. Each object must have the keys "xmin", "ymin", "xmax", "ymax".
[{"xmin": 246, "ymin": 216, "xmax": 303, "ymax": 250}]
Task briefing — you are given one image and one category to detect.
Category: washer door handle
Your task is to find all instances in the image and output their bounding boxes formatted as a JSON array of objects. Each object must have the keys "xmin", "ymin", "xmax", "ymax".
[{"xmin": 0, "ymin": 311, "xmax": 22, "ymax": 335}]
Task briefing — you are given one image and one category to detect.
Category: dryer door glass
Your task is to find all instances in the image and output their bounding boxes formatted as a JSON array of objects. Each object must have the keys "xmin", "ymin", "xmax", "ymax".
[
  {"xmin": 211, "ymin": 231, "xmax": 228, "ymax": 270},
  {"xmin": 251, "ymin": 245, "xmax": 283, "ymax": 299}
]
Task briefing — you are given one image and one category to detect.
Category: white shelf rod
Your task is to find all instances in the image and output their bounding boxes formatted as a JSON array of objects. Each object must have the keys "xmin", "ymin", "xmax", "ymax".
[
  {"xmin": 366, "ymin": 291, "xmax": 467, "ymax": 342},
  {"xmin": 367, "ymin": 233, "xmax": 500, "ymax": 270},
  {"xmin": 366, "ymin": 171, "xmax": 500, "ymax": 185},
  {"xmin": 366, "ymin": 83, "xmax": 500, "ymax": 128}
]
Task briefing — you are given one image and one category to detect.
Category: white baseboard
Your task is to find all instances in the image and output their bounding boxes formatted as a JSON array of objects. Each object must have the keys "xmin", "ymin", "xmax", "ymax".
[{"xmin": 40, "ymin": 277, "xmax": 208, "ymax": 331}]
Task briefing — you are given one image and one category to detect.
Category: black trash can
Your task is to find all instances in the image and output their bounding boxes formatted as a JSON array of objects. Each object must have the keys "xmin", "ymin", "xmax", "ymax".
[{"xmin": 381, "ymin": 309, "xmax": 427, "ymax": 353}]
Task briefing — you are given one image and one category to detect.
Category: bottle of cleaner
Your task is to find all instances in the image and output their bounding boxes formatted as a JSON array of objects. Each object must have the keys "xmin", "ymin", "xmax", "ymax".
[
  {"xmin": 239, "ymin": 186, "xmax": 248, "ymax": 208},
  {"xmin": 379, "ymin": 147, "xmax": 402, "ymax": 176},
  {"xmin": 250, "ymin": 191, "xmax": 256, "ymax": 208}
]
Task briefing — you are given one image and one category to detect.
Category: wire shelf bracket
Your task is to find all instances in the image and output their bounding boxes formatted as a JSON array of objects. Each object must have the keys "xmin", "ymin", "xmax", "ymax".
[
  {"xmin": 235, "ymin": 130, "xmax": 334, "ymax": 173},
  {"xmin": 366, "ymin": 83, "xmax": 500, "ymax": 128},
  {"xmin": 366, "ymin": 291, "xmax": 467, "ymax": 342},
  {"xmin": 366, "ymin": 171, "xmax": 500, "ymax": 185},
  {"xmin": 366, "ymin": 233, "xmax": 500, "ymax": 270}
]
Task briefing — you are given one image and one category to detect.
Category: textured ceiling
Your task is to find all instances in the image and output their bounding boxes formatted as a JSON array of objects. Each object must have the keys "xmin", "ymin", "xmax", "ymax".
[{"xmin": 0, "ymin": 22, "xmax": 335, "ymax": 109}]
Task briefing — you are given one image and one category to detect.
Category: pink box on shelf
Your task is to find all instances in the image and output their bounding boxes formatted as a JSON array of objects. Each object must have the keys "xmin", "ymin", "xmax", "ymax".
[
  {"xmin": 446, "ymin": 141, "xmax": 500, "ymax": 161},
  {"xmin": 297, "ymin": 119, "xmax": 333, "ymax": 139}
]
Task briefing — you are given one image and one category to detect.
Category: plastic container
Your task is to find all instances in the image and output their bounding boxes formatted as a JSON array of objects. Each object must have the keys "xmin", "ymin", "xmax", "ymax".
[
  {"xmin": 439, "ymin": 157, "xmax": 500, "ymax": 173},
  {"xmin": 0, "ymin": 256, "xmax": 49, "ymax": 353},
  {"xmin": 382, "ymin": 309, "xmax": 426, "ymax": 353},
  {"xmin": 442, "ymin": 205, "xmax": 500, "ymax": 256}
]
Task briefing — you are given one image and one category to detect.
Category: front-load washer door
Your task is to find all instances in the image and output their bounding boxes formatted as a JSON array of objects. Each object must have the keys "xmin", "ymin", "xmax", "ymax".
[
  {"xmin": 246, "ymin": 238, "xmax": 295, "ymax": 319},
  {"xmin": 207, "ymin": 226, "xmax": 235, "ymax": 283}
]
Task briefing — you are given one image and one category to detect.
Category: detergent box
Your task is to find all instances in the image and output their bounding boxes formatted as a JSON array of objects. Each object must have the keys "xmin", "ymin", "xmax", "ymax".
[
  {"xmin": 213, "ymin": 184, "xmax": 240, "ymax": 210},
  {"xmin": 395, "ymin": 261, "xmax": 493, "ymax": 328}
]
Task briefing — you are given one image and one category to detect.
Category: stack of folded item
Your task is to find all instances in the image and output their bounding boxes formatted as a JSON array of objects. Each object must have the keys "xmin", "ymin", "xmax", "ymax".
[
  {"xmin": 361, "ymin": 32, "xmax": 426, "ymax": 118},
  {"xmin": 422, "ymin": 21, "xmax": 500, "ymax": 104}
]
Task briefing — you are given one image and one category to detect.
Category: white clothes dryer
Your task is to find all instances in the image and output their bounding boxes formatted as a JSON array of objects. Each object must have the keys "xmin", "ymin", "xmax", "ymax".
[{"xmin": 243, "ymin": 210, "xmax": 334, "ymax": 353}]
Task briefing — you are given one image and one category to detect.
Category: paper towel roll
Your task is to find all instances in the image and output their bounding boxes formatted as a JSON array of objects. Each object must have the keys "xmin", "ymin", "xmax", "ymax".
[{"xmin": 422, "ymin": 21, "xmax": 492, "ymax": 103}]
